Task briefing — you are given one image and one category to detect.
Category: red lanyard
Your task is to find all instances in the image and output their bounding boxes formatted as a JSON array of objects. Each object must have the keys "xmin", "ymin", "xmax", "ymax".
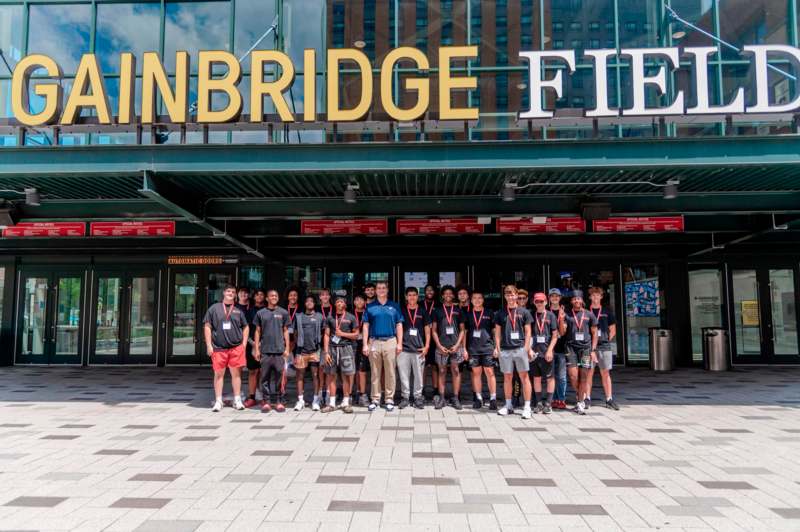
[
  {"xmin": 223, "ymin": 303, "xmax": 234, "ymax": 321},
  {"xmin": 288, "ymin": 305, "xmax": 297, "ymax": 323},
  {"xmin": 535, "ymin": 311, "xmax": 546, "ymax": 334},
  {"xmin": 472, "ymin": 308, "xmax": 484, "ymax": 329},
  {"xmin": 406, "ymin": 306, "xmax": 418, "ymax": 327},
  {"xmin": 321, "ymin": 305, "xmax": 331, "ymax": 319},
  {"xmin": 443, "ymin": 304, "xmax": 456, "ymax": 326},
  {"xmin": 591, "ymin": 307, "xmax": 603, "ymax": 320},
  {"xmin": 334, "ymin": 312, "xmax": 346, "ymax": 331},
  {"xmin": 424, "ymin": 300, "xmax": 435, "ymax": 314},
  {"xmin": 354, "ymin": 310, "xmax": 363, "ymax": 327},
  {"xmin": 461, "ymin": 303, "xmax": 471, "ymax": 313},
  {"xmin": 507, "ymin": 307, "xmax": 518, "ymax": 332},
  {"xmin": 572, "ymin": 309, "xmax": 587, "ymax": 330}
]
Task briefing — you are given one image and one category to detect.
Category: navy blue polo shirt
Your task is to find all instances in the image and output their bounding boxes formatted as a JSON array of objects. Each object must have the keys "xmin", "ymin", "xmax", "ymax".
[{"xmin": 364, "ymin": 299, "xmax": 404, "ymax": 339}]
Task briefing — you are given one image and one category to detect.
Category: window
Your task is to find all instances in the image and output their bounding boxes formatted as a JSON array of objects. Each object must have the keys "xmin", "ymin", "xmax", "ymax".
[
  {"xmin": 28, "ymin": 4, "xmax": 92, "ymax": 74},
  {"xmin": 96, "ymin": 2, "xmax": 161, "ymax": 74}
]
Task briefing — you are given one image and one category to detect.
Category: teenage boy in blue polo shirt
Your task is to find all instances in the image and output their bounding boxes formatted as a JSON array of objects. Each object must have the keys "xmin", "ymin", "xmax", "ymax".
[{"xmin": 362, "ymin": 281, "xmax": 404, "ymax": 412}]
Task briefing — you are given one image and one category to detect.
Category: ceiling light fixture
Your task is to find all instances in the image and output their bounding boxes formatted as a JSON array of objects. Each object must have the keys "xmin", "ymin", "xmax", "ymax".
[
  {"xmin": 501, "ymin": 181, "xmax": 517, "ymax": 202},
  {"xmin": 662, "ymin": 179, "xmax": 679, "ymax": 200},
  {"xmin": 354, "ymin": 40, "xmax": 366, "ymax": 49},
  {"xmin": 24, "ymin": 188, "xmax": 41, "ymax": 207},
  {"xmin": 343, "ymin": 183, "xmax": 359, "ymax": 204}
]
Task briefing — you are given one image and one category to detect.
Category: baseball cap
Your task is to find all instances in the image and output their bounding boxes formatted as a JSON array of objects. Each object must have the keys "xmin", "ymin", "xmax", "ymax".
[
  {"xmin": 571, "ymin": 289, "xmax": 584, "ymax": 299},
  {"xmin": 334, "ymin": 293, "xmax": 348, "ymax": 302},
  {"xmin": 548, "ymin": 288, "xmax": 562, "ymax": 296},
  {"xmin": 533, "ymin": 292, "xmax": 547, "ymax": 302}
]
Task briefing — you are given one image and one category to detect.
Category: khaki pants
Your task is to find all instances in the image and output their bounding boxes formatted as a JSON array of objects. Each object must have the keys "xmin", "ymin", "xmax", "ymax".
[{"xmin": 369, "ymin": 338, "xmax": 397, "ymax": 403}]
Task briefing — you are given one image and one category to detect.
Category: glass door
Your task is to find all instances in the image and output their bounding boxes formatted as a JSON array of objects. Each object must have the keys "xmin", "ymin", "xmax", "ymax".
[
  {"xmin": 688, "ymin": 267, "xmax": 724, "ymax": 363},
  {"xmin": 90, "ymin": 270, "xmax": 158, "ymax": 364},
  {"xmin": 622, "ymin": 265, "xmax": 663, "ymax": 365},
  {"xmin": 167, "ymin": 267, "xmax": 235, "ymax": 364},
  {"xmin": 327, "ymin": 267, "xmax": 392, "ymax": 305},
  {"xmin": 399, "ymin": 266, "xmax": 468, "ymax": 304},
  {"xmin": 16, "ymin": 269, "xmax": 85, "ymax": 364},
  {"xmin": 730, "ymin": 267, "xmax": 800, "ymax": 363}
]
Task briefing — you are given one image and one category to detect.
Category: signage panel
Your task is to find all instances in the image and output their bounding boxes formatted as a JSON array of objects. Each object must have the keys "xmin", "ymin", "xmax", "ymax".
[
  {"xmin": 90, "ymin": 221, "xmax": 176, "ymax": 237},
  {"xmin": 2, "ymin": 222, "xmax": 86, "ymax": 237},
  {"xmin": 396, "ymin": 218, "xmax": 485, "ymax": 235},
  {"xmin": 593, "ymin": 216, "xmax": 685, "ymax": 233},
  {"xmin": 300, "ymin": 219, "xmax": 388, "ymax": 235},
  {"xmin": 497, "ymin": 216, "xmax": 586, "ymax": 233}
]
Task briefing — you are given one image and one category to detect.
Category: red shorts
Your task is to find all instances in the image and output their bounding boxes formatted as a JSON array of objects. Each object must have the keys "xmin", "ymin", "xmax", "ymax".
[{"xmin": 211, "ymin": 345, "xmax": 246, "ymax": 371}]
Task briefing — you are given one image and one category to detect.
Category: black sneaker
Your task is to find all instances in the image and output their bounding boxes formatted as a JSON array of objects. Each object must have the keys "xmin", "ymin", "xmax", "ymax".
[
  {"xmin": 434, "ymin": 396, "xmax": 445, "ymax": 410},
  {"xmin": 606, "ymin": 399, "xmax": 620, "ymax": 411},
  {"xmin": 585, "ymin": 398, "xmax": 591, "ymax": 410},
  {"xmin": 358, "ymin": 394, "xmax": 369, "ymax": 407},
  {"xmin": 398, "ymin": 398, "xmax": 410, "ymax": 409},
  {"xmin": 472, "ymin": 397, "xmax": 482, "ymax": 410},
  {"xmin": 543, "ymin": 402, "xmax": 552, "ymax": 415},
  {"xmin": 534, "ymin": 401, "xmax": 544, "ymax": 414},
  {"xmin": 489, "ymin": 399, "xmax": 497, "ymax": 411},
  {"xmin": 413, "ymin": 397, "xmax": 425, "ymax": 409},
  {"xmin": 451, "ymin": 397, "xmax": 463, "ymax": 410}
]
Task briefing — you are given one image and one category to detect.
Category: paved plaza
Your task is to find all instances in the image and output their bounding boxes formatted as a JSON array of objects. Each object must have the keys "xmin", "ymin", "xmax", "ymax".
[{"xmin": 0, "ymin": 366, "xmax": 798, "ymax": 531}]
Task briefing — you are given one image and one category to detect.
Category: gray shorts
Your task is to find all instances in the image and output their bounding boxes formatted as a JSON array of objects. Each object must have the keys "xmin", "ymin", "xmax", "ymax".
[
  {"xmin": 566, "ymin": 345, "xmax": 587, "ymax": 367},
  {"xmin": 596, "ymin": 348, "xmax": 613, "ymax": 370},
  {"xmin": 323, "ymin": 345, "xmax": 356, "ymax": 376},
  {"xmin": 499, "ymin": 348, "xmax": 529, "ymax": 374},
  {"xmin": 435, "ymin": 347, "xmax": 464, "ymax": 366}
]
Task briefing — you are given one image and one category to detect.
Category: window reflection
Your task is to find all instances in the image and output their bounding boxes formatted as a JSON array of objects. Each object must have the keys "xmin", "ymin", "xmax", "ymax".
[
  {"xmin": 0, "ymin": 5, "xmax": 24, "ymax": 64},
  {"xmin": 164, "ymin": 1, "xmax": 231, "ymax": 73},
  {"xmin": 28, "ymin": 4, "xmax": 92, "ymax": 74},
  {"xmin": 543, "ymin": 0, "xmax": 615, "ymax": 60},
  {"xmin": 96, "ymin": 2, "xmax": 161, "ymax": 74},
  {"xmin": 719, "ymin": 0, "xmax": 789, "ymax": 56},
  {"xmin": 235, "ymin": 0, "xmax": 278, "ymax": 73}
]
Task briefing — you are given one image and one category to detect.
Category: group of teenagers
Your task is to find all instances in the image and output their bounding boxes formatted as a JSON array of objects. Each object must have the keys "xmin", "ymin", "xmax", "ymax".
[{"xmin": 202, "ymin": 280, "xmax": 621, "ymax": 418}]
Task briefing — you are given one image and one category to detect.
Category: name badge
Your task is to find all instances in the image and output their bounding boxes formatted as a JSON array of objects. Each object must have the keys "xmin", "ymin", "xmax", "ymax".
[
  {"xmin": 536, "ymin": 335, "xmax": 546, "ymax": 344},
  {"xmin": 510, "ymin": 331, "xmax": 520, "ymax": 340},
  {"xmin": 357, "ymin": 333, "xmax": 363, "ymax": 341},
  {"xmin": 287, "ymin": 326, "xmax": 294, "ymax": 334},
  {"xmin": 222, "ymin": 321, "xmax": 232, "ymax": 330},
  {"xmin": 575, "ymin": 332, "xmax": 585, "ymax": 341},
  {"xmin": 445, "ymin": 326, "xmax": 455, "ymax": 335},
  {"xmin": 597, "ymin": 330, "xmax": 603, "ymax": 338},
  {"xmin": 331, "ymin": 335, "xmax": 341, "ymax": 344},
  {"xmin": 409, "ymin": 328, "xmax": 418, "ymax": 337},
  {"xmin": 472, "ymin": 330, "xmax": 482, "ymax": 339}
]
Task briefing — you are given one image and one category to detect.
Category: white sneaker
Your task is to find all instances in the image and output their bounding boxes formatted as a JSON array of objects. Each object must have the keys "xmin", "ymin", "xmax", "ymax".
[
  {"xmin": 233, "ymin": 397, "xmax": 244, "ymax": 411},
  {"xmin": 498, "ymin": 406, "xmax": 513, "ymax": 416},
  {"xmin": 294, "ymin": 400, "xmax": 305, "ymax": 412},
  {"xmin": 522, "ymin": 407, "xmax": 532, "ymax": 419},
  {"xmin": 385, "ymin": 402, "xmax": 395, "ymax": 412},
  {"xmin": 211, "ymin": 399, "xmax": 223, "ymax": 412},
  {"xmin": 576, "ymin": 401, "xmax": 586, "ymax": 415},
  {"xmin": 312, "ymin": 400, "xmax": 320, "ymax": 411}
]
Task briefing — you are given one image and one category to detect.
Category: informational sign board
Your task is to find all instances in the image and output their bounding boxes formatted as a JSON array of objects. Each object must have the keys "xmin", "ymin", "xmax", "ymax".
[
  {"xmin": 396, "ymin": 218, "xmax": 485, "ymax": 235},
  {"xmin": 497, "ymin": 216, "xmax": 586, "ymax": 233},
  {"xmin": 90, "ymin": 221, "xmax": 176, "ymax": 237},
  {"xmin": 625, "ymin": 279, "xmax": 661, "ymax": 317},
  {"xmin": 593, "ymin": 216, "xmax": 685, "ymax": 233},
  {"xmin": 2, "ymin": 222, "xmax": 86, "ymax": 237},
  {"xmin": 300, "ymin": 219, "xmax": 388, "ymax": 235},
  {"xmin": 167, "ymin": 256, "xmax": 228, "ymax": 265},
  {"xmin": 741, "ymin": 300, "xmax": 760, "ymax": 326}
]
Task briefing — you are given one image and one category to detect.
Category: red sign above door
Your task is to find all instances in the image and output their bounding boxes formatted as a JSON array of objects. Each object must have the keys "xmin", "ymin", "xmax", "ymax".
[
  {"xmin": 2, "ymin": 222, "xmax": 86, "ymax": 237},
  {"xmin": 300, "ymin": 218, "xmax": 388, "ymax": 235},
  {"xmin": 592, "ymin": 216, "xmax": 685, "ymax": 233},
  {"xmin": 396, "ymin": 218, "xmax": 486, "ymax": 235},
  {"xmin": 90, "ymin": 221, "xmax": 176, "ymax": 237},
  {"xmin": 496, "ymin": 216, "xmax": 587, "ymax": 233}
]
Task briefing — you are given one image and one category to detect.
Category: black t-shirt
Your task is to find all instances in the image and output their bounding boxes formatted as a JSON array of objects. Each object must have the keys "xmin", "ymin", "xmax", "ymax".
[
  {"xmin": 564, "ymin": 308, "xmax": 599, "ymax": 349},
  {"xmin": 254, "ymin": 306, "xmax": 290, "ymax": 354},
  {"xmin": 324, "ymin": 311, "xmax": 358, "ymax": 347},
  {"xmin": 286, "ymin": 305, "xmax": 300, "ymax": 335},
  {"xmin": 531, "ymin": 310, "xmax": 558, "ymax": 353},
  {"xmin": 465, "ymin": 307, "xmax": 495, "ymax": 356},
  {"xmin": 401, "ymin": 305, "xmax": 431, "ymax": 352},
  {"xmin": 549, "ymin": 304, "xmax": 568, "ymax": 353},
  {"xmin": 432, "ymin": 304, "xmax": 464, "ymax": 349},
  {"xmin": 422, "ymin": 299, "xmax": 437, "ymax": 317},
  {"xmin": 493, "ymin": 306, "xmax": 533, "ymax": 350},
  {"xmin": 296, "ymin": 311, "xmax": 323, "ymax": 353},
  {"xmin": 589, "ymin": 306, "xmax": 616, "ymax": 348},
  {"xmin": 353, "ymin": 309, "xmax": 366, "ymax": 348},
  {"xmin": 203, "ymin": 302, "xmax": 249, "ymax": 351},
  {"xmin": 318, "ymin": 305, "xmax": 333, "ymax": 321}
]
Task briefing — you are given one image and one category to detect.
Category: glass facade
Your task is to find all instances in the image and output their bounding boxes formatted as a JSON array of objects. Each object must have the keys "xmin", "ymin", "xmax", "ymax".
[{"xmin": 0, "ymin": 0, "xmax": 798, "ymax": 145}]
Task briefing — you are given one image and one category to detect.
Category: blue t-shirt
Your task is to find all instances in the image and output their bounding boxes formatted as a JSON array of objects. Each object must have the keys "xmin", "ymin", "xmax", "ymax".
[{"xmin": 364, "ymin": 299, "xmax": 404, "ymax": 339}]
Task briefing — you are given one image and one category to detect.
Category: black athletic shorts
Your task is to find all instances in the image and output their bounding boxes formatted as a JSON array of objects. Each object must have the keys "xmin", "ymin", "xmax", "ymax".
[
  {"xmin": 356, "ymin": 342, "xmax": 370, "ymax": 372},
  {"xmin": 245, "ymin": 343, "xmax": 260, "ymax": 371},
  {"xmin": 531, "ymin": 355, "xmax": 554, "ymax": 378},
  {"xmin": 468, "ymin": 354, "xmax": 495, "ymax": 368},
  {"xmin": 425, "ymin": 349, "xmax": 438, "ymax": 366}
]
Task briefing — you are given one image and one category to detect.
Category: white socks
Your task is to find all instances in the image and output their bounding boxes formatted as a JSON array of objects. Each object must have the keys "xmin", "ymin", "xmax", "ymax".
[
  {"xmin": 505, "ymin": 399, "xmax": 513, "ymax": 409},
  {"xmin": 476, "ymin": 393, "xmax": 483, "ymax": 401},
  {"xmin": 342, "ymin": 397, "xmax": 350, "ymax": 407},
  {"xmin": 490, "ymin": 394, "xmax": 497, "ymax": 400},
  {"xmin": 524, "ymin": 400, "xmax": 531, "ymax": 409}
]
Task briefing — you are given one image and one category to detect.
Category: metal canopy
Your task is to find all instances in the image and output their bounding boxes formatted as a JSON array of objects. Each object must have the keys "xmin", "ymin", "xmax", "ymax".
[{"xmin": 1, "ymin": 136, "xmax": 800, "ymax": 255}]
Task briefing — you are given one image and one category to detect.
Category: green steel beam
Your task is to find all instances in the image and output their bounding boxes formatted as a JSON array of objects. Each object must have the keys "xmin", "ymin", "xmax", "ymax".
[
  {"xmin": 138, "ymin": 170, "xmax": 265, "ymax": 259},
  {"xmin": 3, "ymin": 137, "xmax": 800, "ymax": 177}
]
